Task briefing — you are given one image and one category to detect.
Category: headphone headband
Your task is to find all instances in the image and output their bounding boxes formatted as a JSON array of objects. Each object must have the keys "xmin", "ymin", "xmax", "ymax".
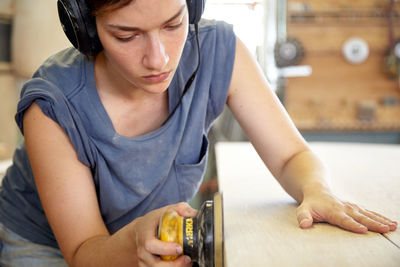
[{"xmin": 58, "ymin": 0, "xmax": 206, "ymax": 56}]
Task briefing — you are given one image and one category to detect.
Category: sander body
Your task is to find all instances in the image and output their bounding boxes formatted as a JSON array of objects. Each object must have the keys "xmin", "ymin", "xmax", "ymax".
[{"xmin": 157, "ymin": 193, "xmax": 224, "ymax": 267}]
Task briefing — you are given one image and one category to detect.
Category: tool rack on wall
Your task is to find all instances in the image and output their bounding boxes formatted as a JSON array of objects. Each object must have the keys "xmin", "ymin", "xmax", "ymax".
[{"xmin": 279, "ymin": 0, "xmax": 400, "ymax": 143}]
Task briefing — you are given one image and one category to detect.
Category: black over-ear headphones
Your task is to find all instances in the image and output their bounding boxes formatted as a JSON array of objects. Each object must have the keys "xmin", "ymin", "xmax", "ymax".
[{"xmin": 57, "ymin": 0, "xmax": 206, "ymax": 56}]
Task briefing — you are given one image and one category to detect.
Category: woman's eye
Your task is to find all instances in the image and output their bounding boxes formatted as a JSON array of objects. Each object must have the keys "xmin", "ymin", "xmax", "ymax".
[
  {"xmin": 116, "ymin": 37, "xmax": 132, "ymax": 42},
  {"xmin": 166, "ymin": 22, "xmax": 183, "ymax": 30},
  {"xmin": 116, "ymin": 34, "xmax": 139, "ymax": 42}
]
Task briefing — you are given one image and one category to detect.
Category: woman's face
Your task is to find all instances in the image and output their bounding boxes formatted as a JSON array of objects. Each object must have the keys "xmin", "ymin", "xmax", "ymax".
[{"xmin": 95, "ymin": 0, "xmax": 189, "ymax": 94}]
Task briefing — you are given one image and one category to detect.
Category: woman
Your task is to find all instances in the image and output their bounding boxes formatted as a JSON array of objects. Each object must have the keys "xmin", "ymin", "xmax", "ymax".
[{"xmin": 0, "ymin": 0, "xmax": 397, "ymax": 266}]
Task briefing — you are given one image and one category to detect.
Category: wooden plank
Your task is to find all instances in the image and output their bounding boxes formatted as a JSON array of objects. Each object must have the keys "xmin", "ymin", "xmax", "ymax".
[
  {"xmin": 215, "ymin": 142, "xmax": 400, "ymax": 267},
  {"xmin": 310, "ymin": 142, "xmax": 400, "ymax": 247}
]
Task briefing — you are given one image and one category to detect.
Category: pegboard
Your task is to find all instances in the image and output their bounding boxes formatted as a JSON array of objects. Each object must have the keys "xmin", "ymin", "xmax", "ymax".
[{"xmin": 284, "ymin": 0, "xmax": 400, "ymax": 132}]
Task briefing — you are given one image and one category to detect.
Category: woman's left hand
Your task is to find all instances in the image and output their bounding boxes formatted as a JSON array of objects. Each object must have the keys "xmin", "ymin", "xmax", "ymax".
[{"xmin": 296, "ymin": 190, "xmax": 398, "ymax": 234}]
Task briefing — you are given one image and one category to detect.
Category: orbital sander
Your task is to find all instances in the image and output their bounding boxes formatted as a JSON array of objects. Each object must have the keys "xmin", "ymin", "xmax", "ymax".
[{"xmin": 157, "ymin": 193, "xmax": 224, "ymax": 267}]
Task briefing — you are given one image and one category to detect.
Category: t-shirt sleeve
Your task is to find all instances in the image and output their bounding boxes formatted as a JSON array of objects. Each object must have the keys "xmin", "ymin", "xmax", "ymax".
[{"xmin": 15, "ymin": 78, "xmax": 95, "ymax": 168}]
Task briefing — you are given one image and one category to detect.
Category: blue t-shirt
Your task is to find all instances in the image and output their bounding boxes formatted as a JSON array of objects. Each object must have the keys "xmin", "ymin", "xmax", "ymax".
[{"xmin": 0, "ymin": 20, "xmax": 236, "ymax": 248}]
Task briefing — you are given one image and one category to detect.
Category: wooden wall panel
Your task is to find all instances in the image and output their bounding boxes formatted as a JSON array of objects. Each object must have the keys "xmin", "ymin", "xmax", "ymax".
[
  {"xmin": 286, "ymin": 54, "xmax": 400, "ymax": 131},
  {"xmin": 285, "ymin": 0, "xmax": 400, "ymax": 132},
  {"xmin": 288, "ymin": 24, "xmax": 399, "ymax": 53},
  {"xmin": 289, "ymin": 0, "xmax": 394, "ymax": 9}
]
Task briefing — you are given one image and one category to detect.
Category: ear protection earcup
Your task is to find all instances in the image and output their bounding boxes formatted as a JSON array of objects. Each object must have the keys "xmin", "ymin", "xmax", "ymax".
[
  {"xmin": 57, "ymin": 0, "xmax": 205, "ymax": 56},
  {"xmin": 187, "ymin": 0, "xmax": 206, "ymax": 25},
  {"xmin": 57, "ymin": 0, "xmax": 102, "ymax": 56}
]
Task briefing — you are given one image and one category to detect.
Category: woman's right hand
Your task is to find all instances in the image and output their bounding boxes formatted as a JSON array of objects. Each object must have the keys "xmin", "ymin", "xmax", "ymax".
[{"xmin": 132, "ymin": 202, "xmax": 198, "ymax": 267}]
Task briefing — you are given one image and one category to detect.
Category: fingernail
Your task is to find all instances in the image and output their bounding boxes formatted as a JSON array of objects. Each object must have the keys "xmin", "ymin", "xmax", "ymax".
[
  {"xmin": 184, "ymin": 256, "xmax": 191, "ymax": 264},
  {"xmin": 187, "ymin": 207, "xmax": 197, "ymax": 215},
  {"xmin": 359, "ymin": 225, "xmax": 368, "ymax": 232},
  {"xmin": 300, "ymin": 219, "xmax": 310, "ymax": 228},
  {"xmin": 176, "ymin": 246, "xmax": 183, "ymax": 255},
  {"xmin": 300, "ymin": 219, "xmax": 308, "ymax": 224}
]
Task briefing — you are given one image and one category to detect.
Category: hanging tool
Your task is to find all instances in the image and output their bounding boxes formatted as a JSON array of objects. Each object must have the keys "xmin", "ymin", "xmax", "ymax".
[{"xmin": 385, "ymin": 0, "xmax": 400, "ymax": 80}]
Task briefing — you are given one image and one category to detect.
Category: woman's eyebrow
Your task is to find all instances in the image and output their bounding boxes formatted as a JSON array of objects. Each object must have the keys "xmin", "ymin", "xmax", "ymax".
[{"xmin": 107, "ymin": 5, "xmax": 186, "ymax": 32}]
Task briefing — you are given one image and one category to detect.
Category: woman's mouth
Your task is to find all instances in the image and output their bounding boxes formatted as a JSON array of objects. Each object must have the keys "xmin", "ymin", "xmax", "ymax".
[{"xmin": 143, "ymin": 71, "xmax": 171, "ymax": 84}]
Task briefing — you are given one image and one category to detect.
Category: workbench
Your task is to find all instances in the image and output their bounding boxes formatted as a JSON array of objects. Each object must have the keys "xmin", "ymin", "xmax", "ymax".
[{"xmin": 215, "ymin": 142, "xmax": 400, "ymax": 267}]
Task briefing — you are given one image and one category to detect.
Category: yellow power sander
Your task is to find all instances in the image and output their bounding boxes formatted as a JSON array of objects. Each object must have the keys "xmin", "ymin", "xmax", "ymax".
[{"xmin": 157, "ymin": 193, "xmax": 224, "ymax": 267}]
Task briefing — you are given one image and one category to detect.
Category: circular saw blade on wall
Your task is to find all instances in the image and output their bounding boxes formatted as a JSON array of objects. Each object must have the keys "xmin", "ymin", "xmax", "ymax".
[
  {"xmin": 342, "ymin": 37, "xmax": 370, "ymax": 64},
  {"xmin": 274, "ymin": 37, "xmax": 305, "ymax": 67}
]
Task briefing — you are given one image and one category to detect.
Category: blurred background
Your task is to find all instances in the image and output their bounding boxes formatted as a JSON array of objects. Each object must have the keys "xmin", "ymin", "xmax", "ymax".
[{"xmin": 1, "ymin": 0, "xmax": 400, "ymax": 205}]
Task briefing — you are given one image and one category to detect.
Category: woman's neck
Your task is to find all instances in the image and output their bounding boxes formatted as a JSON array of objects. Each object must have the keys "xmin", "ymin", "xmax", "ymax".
[{"xmin": 93, "ymin": 52, "xmax": 170, "ymax": 137}]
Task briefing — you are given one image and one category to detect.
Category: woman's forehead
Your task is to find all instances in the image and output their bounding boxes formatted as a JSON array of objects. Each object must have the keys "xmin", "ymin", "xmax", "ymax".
[
  {"xmin": 98, "ymin": 0, "xmax": 187, "ymax": 29},
  {"xmin": 93, "ymin": 0, "xmax": 186, "ymax": 16}
]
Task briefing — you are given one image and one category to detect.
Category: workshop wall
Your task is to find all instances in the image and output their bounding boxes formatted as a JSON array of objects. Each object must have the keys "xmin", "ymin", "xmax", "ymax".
[
  {"xmin": 0, "ymin": 0, "xmax": 70, "ymax": 160},
  {"xmin": 0, "ymin": 0, "xmax": 16, "ymax": 160},
  {"xmin": 12, "ymin": 0, "xmax": 70, "ymax": 78},
  {"xmin": 0, "ymin": 71, "xmax": 17, "ymax": 160},
  {"xmin": 281, "ymin": 0, "xmax": 400, "ymax": 143}
]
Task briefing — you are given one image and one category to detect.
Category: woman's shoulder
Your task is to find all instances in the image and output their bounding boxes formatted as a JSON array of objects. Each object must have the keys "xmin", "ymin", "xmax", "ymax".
[
  {"xmin": 28, "ymin": 48, "xmax": 89, "ymax": 97},
  {"xmin": 198, "ymin": 19, "xmax": 234, "ymax": 33},
  {"xmin": 187, "ymin": 19, "xmax": 235, "ymax": 42}
]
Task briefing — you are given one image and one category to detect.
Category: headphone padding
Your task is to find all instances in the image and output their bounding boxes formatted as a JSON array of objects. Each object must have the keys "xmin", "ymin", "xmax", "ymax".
[
  {"xmin": 58, "ymin": 0, "xmax": 102, "ymax": 56},
  {"xmin": 187, "ymin": 0, "xmax": 205, "ymax": 25}
]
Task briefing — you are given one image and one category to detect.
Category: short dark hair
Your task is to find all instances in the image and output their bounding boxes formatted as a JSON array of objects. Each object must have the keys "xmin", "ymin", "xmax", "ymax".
[{"xmin": 88, "ymin": 0, "xmax": 134, "ymax": 16}]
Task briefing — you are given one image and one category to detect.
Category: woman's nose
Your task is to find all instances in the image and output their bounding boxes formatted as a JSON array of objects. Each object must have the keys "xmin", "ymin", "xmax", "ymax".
[{"xmin": 142, "ymin": 35, "xmax": 169, "ymax": 71}]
